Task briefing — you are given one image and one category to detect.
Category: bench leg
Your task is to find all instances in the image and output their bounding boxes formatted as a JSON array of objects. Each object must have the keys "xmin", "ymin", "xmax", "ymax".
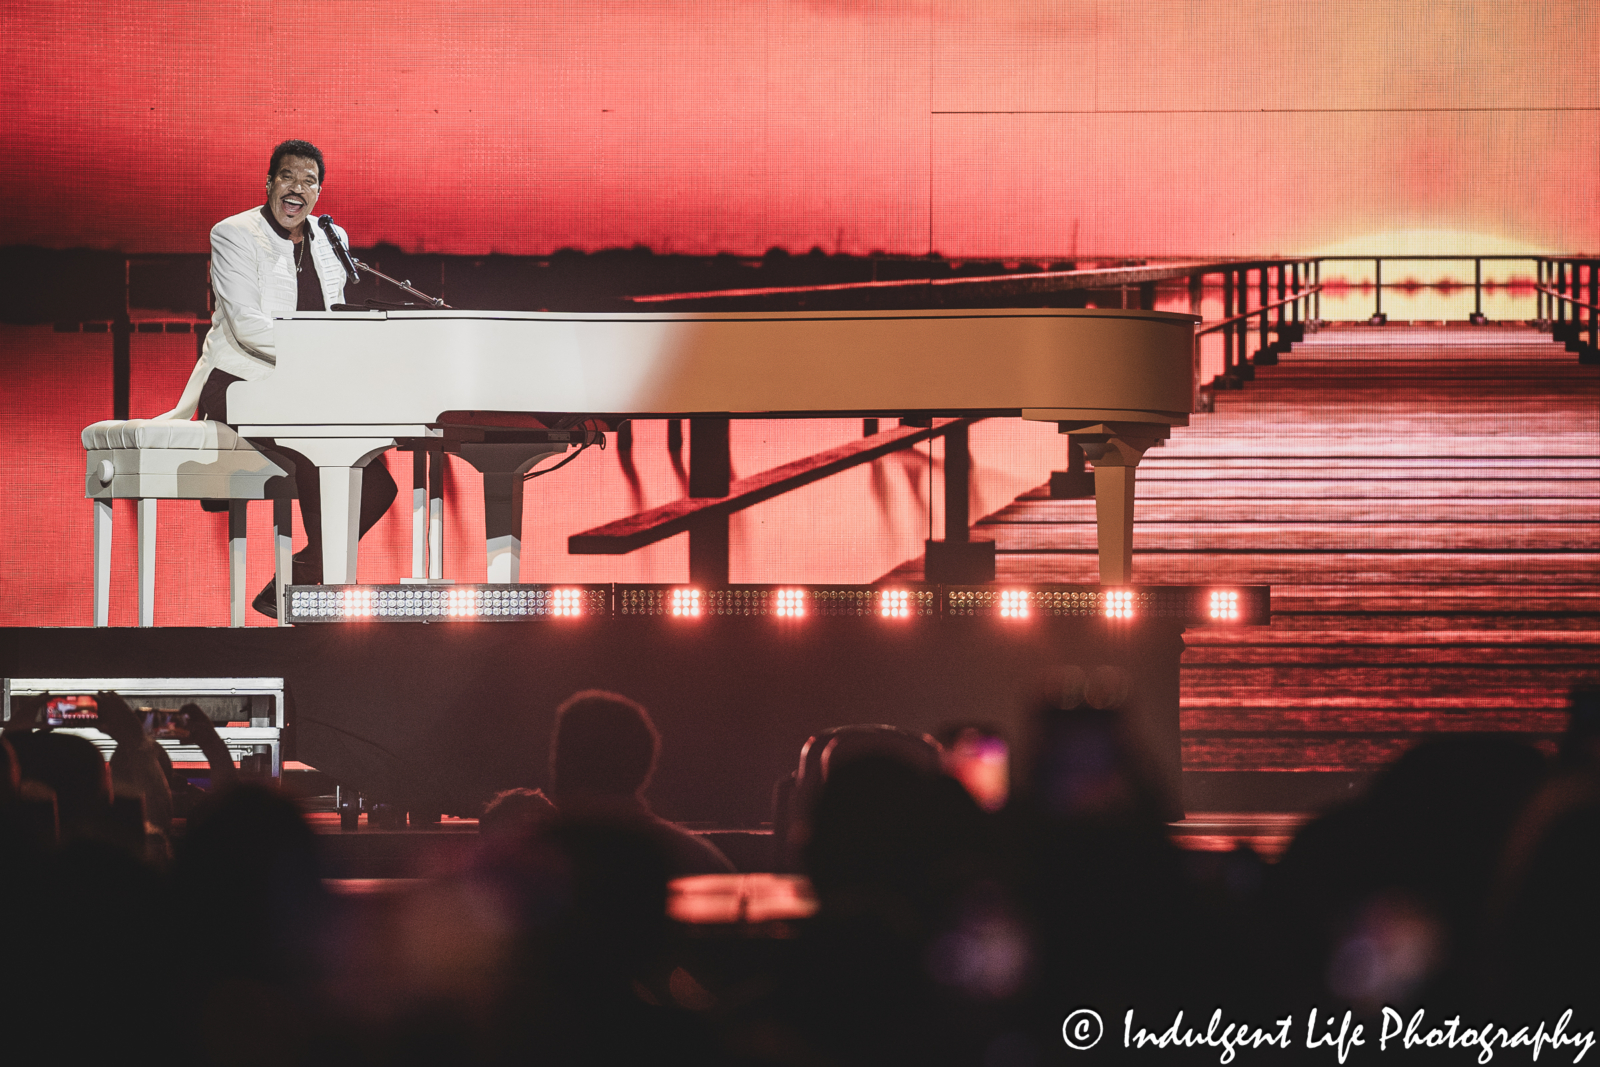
[
  {"xmin": 136, "ymin": 498, "xmax": 157, "ymax": 627},
  {"xmin": 274, "ymin": 496, "xmax": 293, "ymax": 627},
  {"xmin": 93, "ymin": 498, "xmax": 113, "ymax": 626},
  {"xmin": 228, "ymin": 500, "xmax": 248, "ymax": 627}
]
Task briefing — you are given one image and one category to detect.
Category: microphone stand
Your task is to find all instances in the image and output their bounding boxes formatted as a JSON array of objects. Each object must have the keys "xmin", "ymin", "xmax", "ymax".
[
  {"xmin": 319, "ymin": 214, "xmax": 451, "ymax": 309},
  {"xmin": 351, "ymin": 258, "xmax": 452, "ymax": 309}
]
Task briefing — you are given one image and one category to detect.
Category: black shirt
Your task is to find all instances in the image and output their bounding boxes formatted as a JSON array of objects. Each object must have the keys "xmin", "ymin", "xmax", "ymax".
[{"xmin": 259, "ymin": 206, "xmax": 325, "ymax": 311}]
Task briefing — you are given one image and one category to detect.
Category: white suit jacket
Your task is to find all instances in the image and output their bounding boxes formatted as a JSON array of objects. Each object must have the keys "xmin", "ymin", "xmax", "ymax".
[{"xmin": 161, "ymin": 207, "xmax": 351, "ymax": 420}]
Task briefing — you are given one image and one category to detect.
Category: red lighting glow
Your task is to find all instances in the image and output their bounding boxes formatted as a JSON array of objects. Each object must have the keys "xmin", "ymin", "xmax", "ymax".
[
  {"xmin": 671, "ymin": 588, "xmax": 701, "ymax": 617},
  {"xmin": 1209, "ymin": 590, "xmax": 1240, "ymax": 621},
  {"xmin": 879, "ymin": 590, "xmax": 911, "ymax": 619},
  {"xmin": 775, "ymin": 588, "xmax": 807, "ymax": 618},
  {"xmin": 552, "ymin": 588, "xmax": 584, "ymax": 616},
  {"xmin": 999, "ymin": 590, "xmax": 1030, "ymax": 619},
  {"xmin": 1104, "ymin": 590, "xmax": 1134, "ymax": 620}
]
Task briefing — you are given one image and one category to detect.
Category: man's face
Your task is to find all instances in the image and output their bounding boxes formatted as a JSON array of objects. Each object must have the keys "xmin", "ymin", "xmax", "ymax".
[{"xmin": 265, "ymin": 155, "xmax": 321, "ymax": 232}]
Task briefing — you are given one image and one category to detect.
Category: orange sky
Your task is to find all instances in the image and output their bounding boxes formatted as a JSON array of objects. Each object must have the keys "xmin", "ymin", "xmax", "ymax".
[{"xmin": 3, "ymin": 0, "xmax": 1596, "ymax": 256}]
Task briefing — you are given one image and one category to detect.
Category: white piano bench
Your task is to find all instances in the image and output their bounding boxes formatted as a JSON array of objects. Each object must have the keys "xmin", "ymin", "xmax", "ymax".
[{"xmin": 82, "ymin": 419, "xmax": 297, "ymax": 628}]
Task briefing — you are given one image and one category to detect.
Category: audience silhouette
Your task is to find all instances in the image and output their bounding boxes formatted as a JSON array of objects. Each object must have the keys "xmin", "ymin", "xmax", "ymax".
[
  {"xmin": 548, "ymin": 689, "xmax": 733, "ymax": 877},
  {"xmin": 0, "ymin": 683, "xmax": 1594, "ymax": 1064}
]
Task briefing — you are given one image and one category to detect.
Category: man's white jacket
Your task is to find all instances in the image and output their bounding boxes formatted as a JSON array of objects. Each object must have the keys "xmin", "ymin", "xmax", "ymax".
[{"xmin": 161, "ymin": 207, "xmax": 351, "ymax": 420}]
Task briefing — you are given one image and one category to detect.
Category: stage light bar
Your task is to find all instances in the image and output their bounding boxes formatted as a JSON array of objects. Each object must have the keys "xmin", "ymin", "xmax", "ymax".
[
  {"xmin": 285, "ymin": 585, "xmax": 608, "ymax": 623},
  {"xmin": 285, "ymin": 584, "xmax": 1267, "ymax": 624},
  {"xmin": 620, "ymin": 585, "xmax": 886, "ymax": 619}
]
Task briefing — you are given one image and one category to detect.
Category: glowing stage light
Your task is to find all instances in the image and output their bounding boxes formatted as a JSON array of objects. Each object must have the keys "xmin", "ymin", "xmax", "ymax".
[
  {"xmin": 998, "ymin": 590, "xmax": 1030, "ymax": 619},
  {"xmin": 1208, "ymin": 590, "xmax": 1240, "ymax": 621},
  {"xmin": 552, "ymin": 588, "xmax": 584, "ymax": 616},
  {"xmin": 1104, "ymin": 590, "xmax": 1134, "ymax": 620},
  {"xmin": 341, "ymin": 587, "xmax": 376, "ymax": 618},
  {"xmin": 444, "ymin": 588, "xmax": 480, "ymax": 618},
  {"xmin": 774, "ymin": 588, "xmax": 807, "ymax": 618},
  {"xmin": 671, "ymin": 588, "xmax": 702, "ymax": 617},
  {"xmin": 879, "ymin": 589, "xmax": 911, "ymax": 618}
]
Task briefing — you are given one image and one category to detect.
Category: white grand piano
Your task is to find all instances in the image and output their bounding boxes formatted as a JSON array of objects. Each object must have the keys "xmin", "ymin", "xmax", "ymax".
[{"xmin": 228, "ymin": 307, "xmax": 1196, "ymax": 587}]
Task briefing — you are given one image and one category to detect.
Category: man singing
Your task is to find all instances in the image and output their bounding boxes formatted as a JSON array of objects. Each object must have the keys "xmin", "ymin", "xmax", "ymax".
[{"xmin": 162, "ymin": 139, "xmax": 396, "ymax": 617}]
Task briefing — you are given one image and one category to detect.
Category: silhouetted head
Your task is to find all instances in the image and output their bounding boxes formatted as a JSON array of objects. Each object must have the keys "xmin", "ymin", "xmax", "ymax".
[
  {"xmin": 1367, "ymin": 733, "xmax": 1546, "ymax": 839},
  {"xmin": 783, "ymin": 724, "xmax": 943, "ymax": 867},
  {"xmin": 7, "ymin": 731, "xmax": 110, "ymax": 838},
  {"xmin": 549, "ymin": 690, "xmax": 659, "ymax": 804},
  {"xmin": 0, "ymin": 736, "xmax": 18, "ymax": 803},
  {"xmin": 804, "ymin": 753, "xmax": 985, "ymax": 932},
  {"xmin": 174, "ymin": 784, "xmax": 326, "ymax": 984},
  {"xmin": 1559, "ymin": 685, "xmax": 1600, "ymax": 770},
  {"xmin": 1485, "ymin": 784, "xmax": 1600, "ymax": 1009},
  {"xmin": 481, "ymin": 786, "xmax": 556, "ymax": 839}
]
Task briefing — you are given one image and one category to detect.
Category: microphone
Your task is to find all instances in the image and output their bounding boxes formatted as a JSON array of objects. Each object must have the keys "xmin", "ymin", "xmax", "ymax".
[{"xmin": 318, "ymin": 214, "xmax": 361, "ymax": 287}]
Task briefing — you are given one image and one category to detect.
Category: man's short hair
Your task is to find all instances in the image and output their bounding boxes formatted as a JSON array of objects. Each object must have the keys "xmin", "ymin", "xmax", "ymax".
[
  {"xmin": 550, "ymin": 690, "xmax": 660, "ymax": 799},
  {"xmin": 268, "ymin": 139, "xmax": 325, "ymax": 185}
]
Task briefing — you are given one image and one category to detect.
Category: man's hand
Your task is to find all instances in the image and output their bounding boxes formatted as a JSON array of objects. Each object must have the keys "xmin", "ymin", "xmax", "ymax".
[
  {"xmin": 180, "ymin": 703, "xmax": 238, "ymax": 785},
  {"xmin": 95, "ymin": 691, "xmax": 146, "ymax": 748}
]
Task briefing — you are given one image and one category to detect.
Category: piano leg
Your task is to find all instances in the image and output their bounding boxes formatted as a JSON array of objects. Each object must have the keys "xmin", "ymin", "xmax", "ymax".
[
  {"xmin": 322, "ymin": 468, "xmax": 364, "ymax": 586},
  {"xmin": 457, "ymin": 443, "xmax": 567, "ymax": 584},
  {"xmin": 1069, "ymin": 424, "xmax": 1170, "ymax": 585},
  {"xmin": 1092, "ymin": 463, "xmax": 1137, "ymax": 585},
  {"xmin": 269, "ymin": 437, "xmax": 398, "ymax": 586},
  {"xmin": 484, "ymin": 469, "xmax": 524, "ymax": 584},
  {"xmin": 228, "ymin": 500, "xmax": 248, "ymax": 628},
  {"xmin": 273, "ymin": 496, "xmax": 293, "ymax": 627}
]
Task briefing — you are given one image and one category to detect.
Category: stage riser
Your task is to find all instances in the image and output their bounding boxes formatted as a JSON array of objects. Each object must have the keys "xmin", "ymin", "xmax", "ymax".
[{"xmin": 2, "ymin": 622, "xmax": 1185, "ymax": 826}]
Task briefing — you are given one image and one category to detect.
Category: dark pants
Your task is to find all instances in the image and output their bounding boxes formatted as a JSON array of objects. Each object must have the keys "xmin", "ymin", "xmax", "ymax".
[{"xmin": 199, "ymin": 368, "xmax": 398, "ymax": 582}]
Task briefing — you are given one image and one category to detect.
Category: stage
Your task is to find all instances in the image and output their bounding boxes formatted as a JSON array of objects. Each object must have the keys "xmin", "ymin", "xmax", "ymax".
[{"xmin": 2, "ymin": 614, "xmax": 1186, "ymax": 826}]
